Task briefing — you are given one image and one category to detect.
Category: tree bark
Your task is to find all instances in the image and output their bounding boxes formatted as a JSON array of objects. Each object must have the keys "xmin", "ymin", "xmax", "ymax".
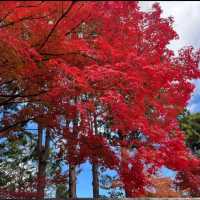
[
  {"xmin": 37, "ymin": 126, "xmax": 50, "ymax": 199},
  {"xmin": 69, "ymin": 164, "xmax": 76, "ymax": 198},
  {"xmin": 92, "ymin": 163, "xmax": 99, "ymax": 198},
  {"xmin": 92, "ymin": 112, "xmax": 99, "ymax": 198},
  {"xmin": 121, "ymin": 145, "xmax": 128, "ymax": 198},
  {"xmin": 68, "ymin": 114, "xmax": 78, "ymax": 198},
  {"xmin": 37, "ymin": 159, "xmax": 46, "ymax": 199}
]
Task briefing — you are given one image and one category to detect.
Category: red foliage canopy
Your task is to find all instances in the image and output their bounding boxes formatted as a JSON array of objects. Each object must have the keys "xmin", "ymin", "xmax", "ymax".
[{"xmin": 0, "ymin": 1, "xmax": 200, "ymax": 197}]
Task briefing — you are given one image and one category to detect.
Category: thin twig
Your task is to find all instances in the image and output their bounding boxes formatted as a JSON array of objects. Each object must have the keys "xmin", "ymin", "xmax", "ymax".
[{"xmin": 39, "ymin": 1, "xmax": 76, "ymax": 50}]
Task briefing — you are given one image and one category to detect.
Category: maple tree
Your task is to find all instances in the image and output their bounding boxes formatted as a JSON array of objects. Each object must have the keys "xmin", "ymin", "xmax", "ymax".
[
  {"xmin": 0, "ymin": 1, "xmax": 200, "ymax": 198},
  {"xmin": 146, "ymin": 177, "xmax": 181, "ymax": 197}
]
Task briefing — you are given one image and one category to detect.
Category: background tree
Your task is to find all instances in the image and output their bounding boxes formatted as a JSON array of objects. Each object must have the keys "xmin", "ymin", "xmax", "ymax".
[
  {"xmin": 175, "ymin": 111, "xmax": 200, "ymax": 197},
  {"xmin": 179, "ymin": 110, "xmax": 200, "ymax": 156},
  {"xmin": 146, "ymin": 177, "xmax": 181, "ymax": 197},
  {"xmin": 0, "ymin": 130, "xmax": 37, "ymax": 193},
  {"xmin": 56, "ymin": 184, "xmax": 69, "ymax": 199}
]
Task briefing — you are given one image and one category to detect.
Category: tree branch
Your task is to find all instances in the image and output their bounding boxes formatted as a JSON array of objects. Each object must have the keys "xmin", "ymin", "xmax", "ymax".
[
  {"xmin": 38, "ymin": 1, "xmax": 76, "ymax": 50},
  {"xmin": 0, "ymin": 117, "xmax": 36, "ymax": 134},
  {"xmin": 0, "ymin": 15, "xmax": 50, "ymax": 29}
]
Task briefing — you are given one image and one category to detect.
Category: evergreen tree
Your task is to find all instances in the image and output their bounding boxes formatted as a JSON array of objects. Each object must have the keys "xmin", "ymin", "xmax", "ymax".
[{"xmin": 179, "ymin": 110, "xmax": 200, "ymax": 156}]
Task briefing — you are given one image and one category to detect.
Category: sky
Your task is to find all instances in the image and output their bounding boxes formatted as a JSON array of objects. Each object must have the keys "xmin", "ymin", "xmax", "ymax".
[{"xmin": 75, "ymin": 1, "xmax": 200, "ymax": 197}]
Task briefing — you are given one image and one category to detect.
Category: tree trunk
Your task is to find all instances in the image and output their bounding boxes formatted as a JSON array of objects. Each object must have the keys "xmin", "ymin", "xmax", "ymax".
[
  {"xmin": 92, "ymin": 112, "xmax": 99, "ymax": 198},
  {"xmin": 121, "ymin": 146, "xmax": 128, "ymax": 198},
  {"xmin": 92, "ymin": 163, "xmax": 99, "ymax": 198},
  {"xmin": 37, "ymin": 126, "xmax": 50, "ymax": 199},
  {"xmin": 69, "ymin": 164, "xmax": 76, "ymax": 198},
  {"xmin": 37, "ymin": 159, "xmax": 47, "ymax": 199},
  {"xmin": 68, "ymin": 114, "xmax": 78, "ymax": 198},
  {"xmin": 92, "ymin": 113, "xmax": 99, "ymax": 198}
]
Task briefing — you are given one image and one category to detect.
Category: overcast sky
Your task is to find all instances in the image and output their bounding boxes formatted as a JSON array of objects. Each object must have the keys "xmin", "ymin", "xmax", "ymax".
[{"xmin": 140, "ymin": 1, "xmax": 200, "ymax": 113}]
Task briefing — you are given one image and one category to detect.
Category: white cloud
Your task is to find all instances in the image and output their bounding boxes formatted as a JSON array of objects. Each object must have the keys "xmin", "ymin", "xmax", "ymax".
[
  {"xmin": 139, "ymin": 1, "xmax": 200, "ymax": 52},
  {"xmin": 188, "ymin": 80, "xmax": 200, "ymax": 113}
]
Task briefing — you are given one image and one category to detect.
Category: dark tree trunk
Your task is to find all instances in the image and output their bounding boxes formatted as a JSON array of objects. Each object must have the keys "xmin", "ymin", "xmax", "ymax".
[
  {"xmin": 37, "ymin": 159, "xmax": 47, "ymax": 199},
  {"xmin": 92, "ymin": 163, "xmax": 99, "ymax": 198},
  {"xmin": 37, "ymin": 126, "xmax": 50, "ymax": 199},
  {"xmin": 121, "ymin": 146, "xmax": 128, "ymax": 198},
  {"xmin": 69, "ymin": 164, "xmax": 76, "ymax": 198},
  {"xmin": 68, "ymin": 114, "xmax": 78, "ymax": 198},
  {"xmin": 92, "ymin": 113, "xmax": 99, "ymax": 198}
]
